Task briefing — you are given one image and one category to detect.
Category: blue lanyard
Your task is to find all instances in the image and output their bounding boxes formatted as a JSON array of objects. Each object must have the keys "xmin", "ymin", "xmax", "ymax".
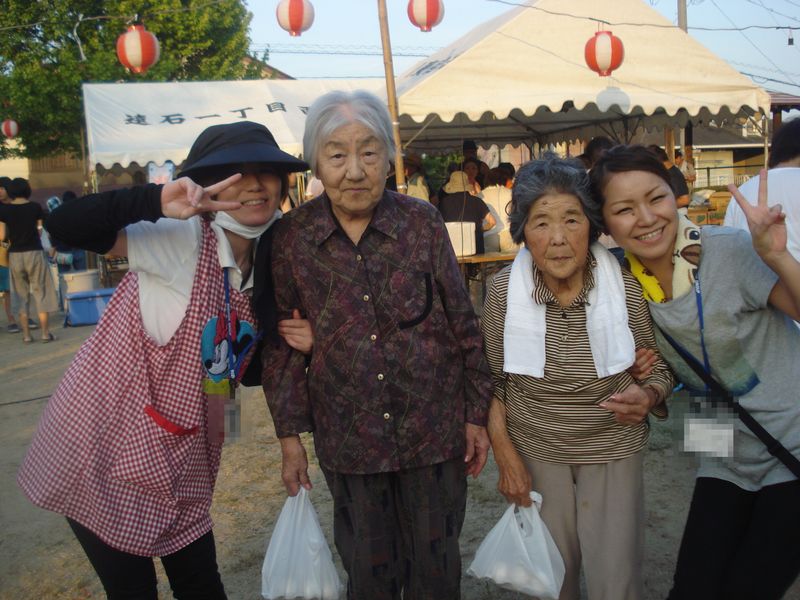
[
  {"xmin": 693, "ymin": 276, "xmax": 713, "ymax": 394},
  {"xmin": 222, "ymin": 268, "xmax": 260, "ymax": 386}
]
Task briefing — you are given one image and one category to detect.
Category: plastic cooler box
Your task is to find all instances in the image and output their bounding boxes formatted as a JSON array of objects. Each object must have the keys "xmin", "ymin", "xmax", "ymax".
[{"xmin": 65, "ymin": 288, "xmax": 115, "ymax": 326}]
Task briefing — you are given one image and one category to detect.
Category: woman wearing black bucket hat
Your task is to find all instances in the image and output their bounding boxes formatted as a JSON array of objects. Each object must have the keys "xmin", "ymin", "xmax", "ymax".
[{"xmin": 18, "ymin": 121, "xmax": 311, "ymax": 599}]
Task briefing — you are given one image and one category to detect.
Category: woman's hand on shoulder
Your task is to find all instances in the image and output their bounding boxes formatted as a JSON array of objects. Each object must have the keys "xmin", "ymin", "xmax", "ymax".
[{"xmin": 160, "ymin": 174, "xmax": 243, "ymax": 220}]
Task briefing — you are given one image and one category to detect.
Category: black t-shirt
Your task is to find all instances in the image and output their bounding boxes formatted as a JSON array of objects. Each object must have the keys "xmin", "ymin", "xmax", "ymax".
[
  {"xmin": 0, "ymin": 201, "xmax": 44, "ymax": 252},
  {"xmin": 668, "ymin": 165, "xmax": 689, "ymax": 198},
  {"xmin": 438, "ymin": 192, "xmax": 490, "ymax": 254}
]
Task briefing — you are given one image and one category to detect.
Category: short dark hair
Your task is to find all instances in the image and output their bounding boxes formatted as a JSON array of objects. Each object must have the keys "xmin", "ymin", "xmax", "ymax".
[
  {"xmin": 585, "ymin": 136, "xmax": 616, "ymax": 167},
  {"xmin": 461, "ymin": 156, "xmax": 481, "ymax": 172},
  {"xmin": 768, "ymin": 119, "xmax": 800, "ymax": 169},
  {"xmin": 589, "ymin": 145, "xmax": 673, "ymax": 215},
  {"xmin": 508, "ymin": 153, "xmax": 603, "ymax": 245},
  {"xmin": 0, "ymin": 176, "xmax": 10, "ymax": 190},
  {"xmin": 646, "ymin": 144, "xmax": 669, "ymax": 162},
  {"xmin": 498, "ymin": 162, "xmax": 516, "ymax": 179},
  {"xmin": 62, "ymin": 190, "xmax": 78, "ymax": 203},
  {"xmin": 486, "ymin": 167, "xmax": 508, "ymax": 187},
  {"xmin": 6, "ymin": 177, "xmax": 31, "ymax": 199},
  {"xmin": 675, "ymin": 149, "xmax": 683, "ymax": 158}
]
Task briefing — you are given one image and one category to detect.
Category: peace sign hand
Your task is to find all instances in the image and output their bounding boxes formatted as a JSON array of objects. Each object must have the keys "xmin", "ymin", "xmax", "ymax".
[
  {"xmin": 160, "ymin": 173, "xmax": 244, "ymax": 220},
  {"xmin": 728, "ymin": 169, "xmax": 788, "ymax": 263}
]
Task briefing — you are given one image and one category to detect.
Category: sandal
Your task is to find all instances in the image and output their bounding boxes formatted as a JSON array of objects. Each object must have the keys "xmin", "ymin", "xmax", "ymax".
[{"xmin": 41, "ymin": 332, "xmax": 57, "ymax": 343}]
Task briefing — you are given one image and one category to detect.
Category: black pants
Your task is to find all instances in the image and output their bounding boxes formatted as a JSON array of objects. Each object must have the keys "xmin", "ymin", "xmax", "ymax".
[
  {"xmin": 322, "ymin": 458, "xmax": 467, "ymax": 600},
  {"xmin": 667, "ymin": 477, "xmax": 800, "ymax": 600},
  {"xmin": 68, "ymin": 519, "xmax": 227, "ymax": 600}
]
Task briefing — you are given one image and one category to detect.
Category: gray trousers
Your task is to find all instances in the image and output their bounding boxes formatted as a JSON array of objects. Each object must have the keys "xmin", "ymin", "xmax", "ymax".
[
  {"xmin": 521, "ymin": 451, "xmax": 645, "ymax": 600},
  {"xmin": 8, "ymin": 250, "xmax": 58, "ymax": 314}
]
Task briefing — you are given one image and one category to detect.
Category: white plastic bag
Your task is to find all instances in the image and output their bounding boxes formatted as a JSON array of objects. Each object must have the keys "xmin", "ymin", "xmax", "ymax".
[
  {"xmin": 261, "ymin": 488, "xmax": 342, "ymax": 600},
  {"xmin": 467, "ymin": 491, "xmax": 565, "ymax": 599}
]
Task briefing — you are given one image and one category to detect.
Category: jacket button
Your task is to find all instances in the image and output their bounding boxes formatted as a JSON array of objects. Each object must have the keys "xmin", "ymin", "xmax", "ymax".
[
  {"xmin": 370, "ymin": 334, "xmax": 377, "ymax": 341},
  {"xmin": 377, "ymin": 373, "xmax": 384, "ymax": 381},
  {"xmin": 363, "ymin": 294, "xmax": 370, "ymax": 302},
  {"xmin": 383, "ymin": 412, "xmax": 391, "ymax": 420}
]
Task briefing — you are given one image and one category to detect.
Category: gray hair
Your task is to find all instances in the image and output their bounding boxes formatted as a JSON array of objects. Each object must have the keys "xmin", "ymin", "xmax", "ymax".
[
  {"xmin": 508, "ymin": 154, "xmax": 603, "ymax": 244},
  {"xmin": 303, "ymin": 89, "xmax": 395, "ymax": 174}
]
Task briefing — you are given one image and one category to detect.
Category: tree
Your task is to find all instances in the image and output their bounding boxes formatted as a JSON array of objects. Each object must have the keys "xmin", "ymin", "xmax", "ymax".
[{"xmin": 0, "ymin": 0, "xmax": 259, "ymax": 159}]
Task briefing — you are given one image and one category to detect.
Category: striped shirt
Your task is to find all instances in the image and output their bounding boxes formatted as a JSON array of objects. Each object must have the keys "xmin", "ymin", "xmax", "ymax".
[{"xmin": 481, "ymin": 256, "xmax": 674, "ymax": 464}]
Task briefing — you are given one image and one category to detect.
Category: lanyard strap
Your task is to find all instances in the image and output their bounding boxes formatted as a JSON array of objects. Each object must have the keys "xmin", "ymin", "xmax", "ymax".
[
  {"xmin": 693, "ymin": 277, "xmax": 713, "ymax": 393},
  {"xmin": 223, "ymin": 269, "xmax": 236, "ymax": 383},
  {"xmin": 222, "ymin": 268, "xmax": 261, "ymax": 385}
]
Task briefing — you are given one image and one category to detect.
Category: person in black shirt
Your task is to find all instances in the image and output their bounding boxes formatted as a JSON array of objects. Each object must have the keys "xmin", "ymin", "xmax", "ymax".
[
  {"xmin": 647, "ymin": 145, "xmax": 690, "ymax": 208},
  {"xmin": 438, "ymin": 171, "xmax": 495, "ymax": 254},
  {"xmin": 0, "ymin": 178, "xmax": 58, "ymax": 342}
]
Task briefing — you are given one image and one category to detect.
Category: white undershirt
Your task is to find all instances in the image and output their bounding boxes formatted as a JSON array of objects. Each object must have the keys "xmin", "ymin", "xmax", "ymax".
[{"xmin": 126, "ymin": 217, "xmax": 257, "ymax": 345}]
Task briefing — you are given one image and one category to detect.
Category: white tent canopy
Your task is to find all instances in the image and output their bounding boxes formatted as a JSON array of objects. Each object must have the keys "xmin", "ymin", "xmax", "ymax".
[
  {"xmin": 83, "ymin": 79, "xmax": 381, "ymax": 169},
  {"xmin": 83, "ymin": 0, "xmax": 770, "ymax": 166},
  {"xmin": 394, "ymin": 0, "xmax": 771, "ymax": 151}
]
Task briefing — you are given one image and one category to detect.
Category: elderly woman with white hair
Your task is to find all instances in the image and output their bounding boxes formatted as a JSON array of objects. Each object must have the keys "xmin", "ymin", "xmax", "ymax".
[
  {"xmin": 481, "ymin": 154, "xmax": 674, "ymax": 600},
  {"xmin": 259, "ymin": 89, "xmax": 493, "ymax": 599}
]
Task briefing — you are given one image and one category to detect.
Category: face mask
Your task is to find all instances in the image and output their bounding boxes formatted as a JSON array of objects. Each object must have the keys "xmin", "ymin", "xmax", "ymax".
[{"xmin": 213, "ymin": 208, "xmax": 281, "ymax": 239}]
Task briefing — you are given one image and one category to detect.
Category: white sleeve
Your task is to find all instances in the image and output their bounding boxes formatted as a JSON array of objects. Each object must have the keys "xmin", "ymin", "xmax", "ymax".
[
  {"xmin": 724, "ymin": 178, "xmax": 757, "ymax": 230},
  {"xmin": 126, "ymin": 217, "xmax": 202, "ymax": 285}
]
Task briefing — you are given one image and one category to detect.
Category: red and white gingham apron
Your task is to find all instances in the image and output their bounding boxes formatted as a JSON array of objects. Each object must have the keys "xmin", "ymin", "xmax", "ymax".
[{"xmin": 18, "ymin": 220, "xmax": 257, "ymax": 556}]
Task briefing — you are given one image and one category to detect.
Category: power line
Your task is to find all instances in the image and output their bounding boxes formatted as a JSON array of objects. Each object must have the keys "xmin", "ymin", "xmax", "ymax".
[
  {"xmin": 710, "ymin": 0, "xmax": 799, "ymax": 88},
  {"xmin": 484, "ymin": 0, "xmax": 798, "ymax": 31},
  {"xmin": 1, "ymin": 1, "xmax": 796, "ymax": 35},
  {"xmin": 250, "ymin": 44, "xmax": 436, "ymax": 57},
  {"xmin": 741, "ymin": 71, "xmax": 800, "ymax": 90},
  {"xmin": 745, "ymin": 0, "xmax": 800, "ymax": 25}
]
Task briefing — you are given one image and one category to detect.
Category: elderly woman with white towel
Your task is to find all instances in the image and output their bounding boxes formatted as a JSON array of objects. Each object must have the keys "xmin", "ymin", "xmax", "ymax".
[{"xmin": 482, "ymin": 154, "xmax": 674, "ymax": 600}]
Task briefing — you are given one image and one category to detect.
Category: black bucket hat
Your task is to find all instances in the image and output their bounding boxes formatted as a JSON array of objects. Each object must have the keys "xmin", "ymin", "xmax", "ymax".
[{"xmin": 178, "ymin": 121, "xmax": 309, "ymax": 179}]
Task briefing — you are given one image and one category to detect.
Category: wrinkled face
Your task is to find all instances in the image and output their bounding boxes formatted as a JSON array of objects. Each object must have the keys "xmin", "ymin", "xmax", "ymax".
[
  {"xmin": 524, "ymin": 193, "xmax": 591, "ymax": 289},
  {"xmin": 316, "ymin": 121, "xmax": 389, "ymax": 221},
  {"xmin": 463, "ymin": 161, "xmax": 479, "ymax": 183},
  {"xmin": 216, "ymin": 163, "xmax": 283, "ymax": 227},
  {"xmin": 601, "ymin": 170, "xmax": 678, "ymax": 264}
]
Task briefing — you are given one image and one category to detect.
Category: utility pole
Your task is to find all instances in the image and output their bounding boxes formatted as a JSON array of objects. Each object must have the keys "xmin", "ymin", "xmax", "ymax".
[
  {"xmin": 377, "ymin": 0, "xmax": 406, "ymax": 193},
  {"xmin": 676, "ymin": 0, "xmax": 694, "ymax": 179}
]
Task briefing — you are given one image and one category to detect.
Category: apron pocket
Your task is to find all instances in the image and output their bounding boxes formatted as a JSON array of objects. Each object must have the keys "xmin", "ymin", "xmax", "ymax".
[{"xmin": 109, "ymin": 406, "xmax": 201, "ymax": 500}]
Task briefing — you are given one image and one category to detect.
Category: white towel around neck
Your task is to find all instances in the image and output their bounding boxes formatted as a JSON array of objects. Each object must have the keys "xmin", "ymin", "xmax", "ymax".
[{"xmin": 503, "ymin": 243, "xmax": 635, "ymax": 378}]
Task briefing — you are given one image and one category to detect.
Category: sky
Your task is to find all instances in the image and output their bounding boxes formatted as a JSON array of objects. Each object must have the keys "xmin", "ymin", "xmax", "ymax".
[{"xmin": 246, "ymin": 0, "xmax": 800, "ymax": 96}]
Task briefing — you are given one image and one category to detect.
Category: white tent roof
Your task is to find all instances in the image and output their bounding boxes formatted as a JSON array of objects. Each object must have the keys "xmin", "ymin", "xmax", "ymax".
[
  {"xmin": 83, "ymin": 79, "xmax": 381, "ymax": 169},
  {"xmin": 395, "ymin": 0, "xmax": 771, "ymax": 150},
  {"xmin": 83, "ymin": 0, "xmax": 770, "ymax": 167}
]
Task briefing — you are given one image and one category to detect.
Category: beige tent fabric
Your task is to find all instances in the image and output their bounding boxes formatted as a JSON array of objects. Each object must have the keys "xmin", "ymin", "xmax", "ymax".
[{"xmin": 395, "ymin": 0, "xmax": 770, "ymax": 149}]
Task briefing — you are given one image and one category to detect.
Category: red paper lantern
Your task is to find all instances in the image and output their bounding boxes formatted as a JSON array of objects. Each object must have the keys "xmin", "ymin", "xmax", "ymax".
[
  {"xmin": 2, "ymin": 119, "xmax": 19, "ymax": 139},
  {"xmin": 584, "ymin": 31, "xmax": 624, "ymax": 77},
  {"xmin": 116, "ymin": 24, "xmax": 160, "ymax": 75},
  {"xmin": 276, "ymin": 0, "xmax": 314, "ymax": 37},
  {"xmin": 407, "ymin": 0, "xmax": 444, "ymax": 32}
]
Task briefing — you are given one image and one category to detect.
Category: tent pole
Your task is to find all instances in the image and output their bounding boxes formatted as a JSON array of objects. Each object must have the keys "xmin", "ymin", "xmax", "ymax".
[{"xmin": 377, "ymin": 0, "xmax": 406, "ymax": 193}]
